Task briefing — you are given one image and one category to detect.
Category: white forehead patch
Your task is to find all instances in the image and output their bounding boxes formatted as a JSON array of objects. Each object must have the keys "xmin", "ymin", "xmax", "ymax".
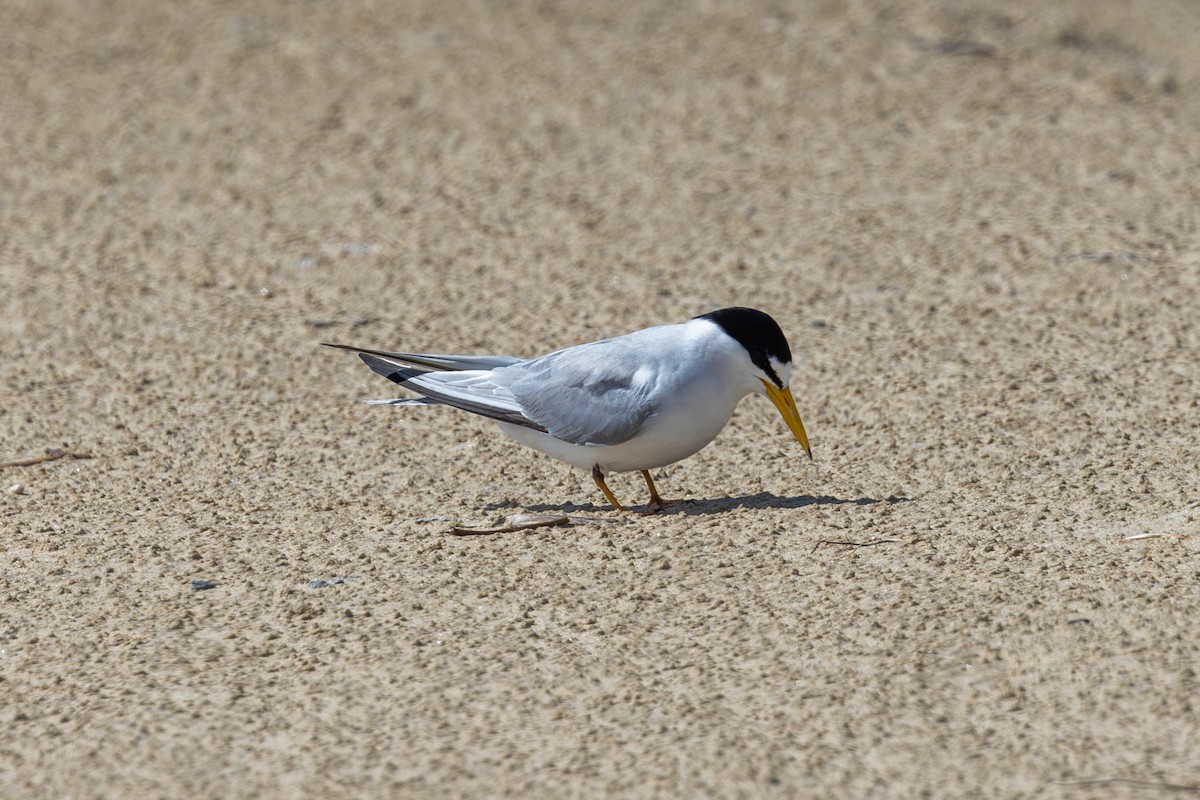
[{"xmin": 769, "ymin": 356, "xmax": 792, "ymax": 387}]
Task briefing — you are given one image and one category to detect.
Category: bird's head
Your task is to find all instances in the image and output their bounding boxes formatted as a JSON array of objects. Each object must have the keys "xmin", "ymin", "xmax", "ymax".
[{"xmin": 696, "ymin": 307, "xmax": 812, "ymax": 459}]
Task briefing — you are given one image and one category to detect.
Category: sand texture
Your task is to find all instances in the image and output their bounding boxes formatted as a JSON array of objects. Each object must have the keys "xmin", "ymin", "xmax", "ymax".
[{"xmin": 3, "ymin": 0, "xmax": 1199, "ymax": 797}]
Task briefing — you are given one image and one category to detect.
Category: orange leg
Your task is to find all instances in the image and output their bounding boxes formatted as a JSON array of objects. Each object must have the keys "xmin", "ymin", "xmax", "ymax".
[
  {"xmin": 593, "ymin": 467, "xmax": 684, "ymax": 514},
  {"xmin": 592, "ymin": 466, "xmax": 659, "ymax": 515},
  {"xmin": 591, "ymin": 465, "xmax": 631, "ymax": 512}
]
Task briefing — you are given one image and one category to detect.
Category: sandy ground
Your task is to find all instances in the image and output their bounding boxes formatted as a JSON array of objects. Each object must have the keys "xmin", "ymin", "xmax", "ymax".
[{"xmin": 3, "ymin": 0, "xmax": 1199, "ymax": 797}]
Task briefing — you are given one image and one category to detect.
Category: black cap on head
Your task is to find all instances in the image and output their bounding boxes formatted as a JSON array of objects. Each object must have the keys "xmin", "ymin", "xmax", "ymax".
[{"xmin": 695, "ymin": 307, "xmax": 792, "ymax": 387}]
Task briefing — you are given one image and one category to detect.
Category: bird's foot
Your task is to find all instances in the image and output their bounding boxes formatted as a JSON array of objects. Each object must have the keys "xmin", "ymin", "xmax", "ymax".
[
  {"xmin": 645, "ymin": 497, "xmax": 686, "ymax": 514},
  {"xmin": 638, "ymin": 470, "xmax": 689, "ymax": 514}
]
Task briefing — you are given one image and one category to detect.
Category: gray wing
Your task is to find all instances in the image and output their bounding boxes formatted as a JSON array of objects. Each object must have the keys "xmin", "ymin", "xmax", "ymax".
[
  {"xmin": 322, "ymin": 342, "xmax": 523, "ymax": 371},
  {"xmin": 494, "ymin": 340, "xmax": 660, "ymax": 446},
  {"xmin": 355, "ymin": 354, "xmax": 548, "ymax": 432}
]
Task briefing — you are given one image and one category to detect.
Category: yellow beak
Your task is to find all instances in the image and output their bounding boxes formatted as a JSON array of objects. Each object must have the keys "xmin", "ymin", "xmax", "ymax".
[{"xmin": 761, "ymin": 380, "xmax": 812, "ymax": 459}]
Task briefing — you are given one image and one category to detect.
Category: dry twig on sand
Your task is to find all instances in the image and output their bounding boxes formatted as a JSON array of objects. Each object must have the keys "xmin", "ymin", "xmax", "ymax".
[
  {"xmin": 0, "ymin": 447, "xmax": 94, "ymax": 468},
  {"xmin": 811, "ymin": 538, "xmax": 899, "ymax": 554},
  {"xmin": 1055, "ymin": 777, "xmax": 1200, "ymax": 793},
  {"xmin": 450, "ymin": 513, "xmax": 585, "ymax": 536}
]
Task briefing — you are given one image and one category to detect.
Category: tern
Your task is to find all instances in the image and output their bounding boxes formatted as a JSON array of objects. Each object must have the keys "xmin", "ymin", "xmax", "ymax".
[{"xmin": 325, "ymin": 307, "xmax": 811, "ymax": 513}]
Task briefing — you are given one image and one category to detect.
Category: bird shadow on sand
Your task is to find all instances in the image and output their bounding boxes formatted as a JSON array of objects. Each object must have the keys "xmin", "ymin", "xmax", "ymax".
[
  {"xmin": 674, "ymin": 492, "xmax": 909, "ymax": 515},
  {"xmin": 501, "ymin": 493, "xmax": 909, "ymax": 517}
]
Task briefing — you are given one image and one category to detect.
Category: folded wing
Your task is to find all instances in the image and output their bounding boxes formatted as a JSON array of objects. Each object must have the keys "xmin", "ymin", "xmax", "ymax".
[
  {"xmin": 328, "ymin": 339, "xmax": 661, "ymax": 447},
  {"xmin": 497, "ymin": 341, "xmax": 660, "ymax": 446}
]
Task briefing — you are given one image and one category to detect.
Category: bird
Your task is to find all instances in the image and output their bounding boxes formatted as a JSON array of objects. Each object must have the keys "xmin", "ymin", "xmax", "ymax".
[{"xmin": 324, "ymin": 307, "xmax": 811, "ymax": 514}]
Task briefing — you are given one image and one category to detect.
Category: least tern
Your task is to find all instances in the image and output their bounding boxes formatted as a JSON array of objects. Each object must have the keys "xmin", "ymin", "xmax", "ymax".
[{"xmin": 325, "ymin": 307, "xmax": 811, "ymax": 513}]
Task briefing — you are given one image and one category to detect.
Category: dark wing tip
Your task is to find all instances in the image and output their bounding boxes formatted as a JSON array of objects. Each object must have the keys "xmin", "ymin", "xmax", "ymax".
[{"xmin": 358, "ymin": 353, "xmax": 427, "ymax": 385}]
